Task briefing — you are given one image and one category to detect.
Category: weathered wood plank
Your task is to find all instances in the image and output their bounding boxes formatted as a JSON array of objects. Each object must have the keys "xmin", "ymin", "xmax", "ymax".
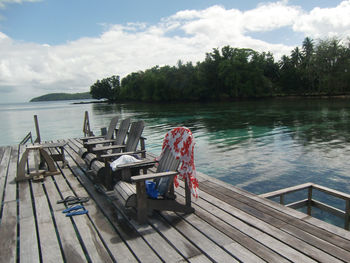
[
  {"xmin": 3, "ymin": 146, "xmax": 18, "ymax": 203},
  {"xmin": 32, "ymin": 185, "xmax": 64, "ymax": 262},
  {"xmin": 200, "ymin": 180, "xmax": 350, "ymax": 261},
  {"xmin": 0, "ymin": 201, "xmax": 17, "ymax": 263},
  {"xmin": 197, "ymin": 171, "xmax": 308, "ymax": 219},
  {"xmin": 176, "ymin": 184, "xmax": 315, "ymax": 263},
  {"xmin": 0, "ymin": 146, "xmax": 12, "ymax": 207},
  {"xmin": 27, "ymin": 152, "xmax": 64, "ymax": 262},
  {"xmin": 0, "ymin": 146, "xmax": 19, "ymax": 263},
  {"xmin": 176, "ymin": 211, "xmax": 270, "ymax": 262},
  {"xmin": 17, "ymin": 145, "xmax": 40, "ymax": 263},
  {"xmin": 198, "ymin": 172, "xmax": 350, "ymax": 241},
  {"xmin": 185, "ymin": 254, "xmax": 213, "ymax": 263},
  {"xmin": 52, "ymin": 165, "xmax": 114, "ymax": 262},
  {"xmin": 184, "ymin": 185, "xmax": 341, "ymax": 262},
  {"xmin": 148, "ymin": 215, "xmax": 203, "ymax": 260},
  {"xmin": 44, "ymin": 177, "xmax": 88, "ymax": 262},
  {"xmin": 202, "ymin": 180, "xmax": 350, "ymax": 245},
  {"xmin": 223, "ymin": 242, "xmax": 266, "ymax": 263},
  {"xmin": 0, "ymin": 146, "xmax": 5, "ymax": 160},
  {"xmin": 161, "ymin": 211, "xmax": 240, "ymax": 263}
]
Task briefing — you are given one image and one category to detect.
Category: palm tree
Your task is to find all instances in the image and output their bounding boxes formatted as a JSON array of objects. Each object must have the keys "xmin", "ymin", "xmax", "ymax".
[{"xmin": 291, "ymin": 47, "xmax": 302, "ymax": 68}]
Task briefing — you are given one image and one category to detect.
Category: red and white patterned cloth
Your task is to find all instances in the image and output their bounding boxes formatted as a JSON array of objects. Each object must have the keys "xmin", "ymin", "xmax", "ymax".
[{"xmin": 160, "ymin": 127, "xmax": 199, "ymax": 198}]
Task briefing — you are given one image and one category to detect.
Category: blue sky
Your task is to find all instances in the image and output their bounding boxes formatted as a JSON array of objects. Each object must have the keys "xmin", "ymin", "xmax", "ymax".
[{"xmin": 0, "ymin": 0, "xmax": 349, "ymax": 103}]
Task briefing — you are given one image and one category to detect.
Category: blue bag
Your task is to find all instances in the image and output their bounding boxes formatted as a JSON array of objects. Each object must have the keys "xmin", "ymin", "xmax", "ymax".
[{"xmin": 145, "ymin": 181, "xmax": 159, "ymax": 199}]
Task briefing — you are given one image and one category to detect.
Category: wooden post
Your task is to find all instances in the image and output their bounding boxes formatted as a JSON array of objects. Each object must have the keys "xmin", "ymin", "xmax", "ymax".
[
  {"xmin": 34, "ymin": 115, "xmax": 41, "ymax": 144},
  {"xmin": 140, "ymin": 138, "xmax": 146, "ymax": 158},
  {"xmin": 345, "ymin": 199, "xmax": 350, "ymax": 230},
  {"xmin": 307, "ymin": 186, "xmax": 313, "ymax": 216},
  {"xmin": 83, "ymin": 111, "xmax": 93, "ymax": 136},
  {"xmin": 280, "ymin": 194, "xmax": 285, "ymax": 205}
]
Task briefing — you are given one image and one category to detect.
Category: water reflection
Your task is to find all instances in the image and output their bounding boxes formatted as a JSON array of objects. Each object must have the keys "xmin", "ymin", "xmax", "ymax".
[{"xmin": 93, "ymin": 99, "xmax": 350, "ymax": 199}]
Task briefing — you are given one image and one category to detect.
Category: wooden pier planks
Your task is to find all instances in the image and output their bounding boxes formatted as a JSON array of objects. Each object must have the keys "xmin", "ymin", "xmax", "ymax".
[
  {"xmin": 17, "ymin": 145, "xmax": 40, "ymax": 263},
  {"xmin": 198, "ymin": 180, "xmax": 350, "ymax": 262},
  {"xmin": 0, "ymin": 146, "xmax": 19, "ymax": 263},
  {"xmin": 1, "ymin": 140, "xmax": 350, "ymax": 262}
]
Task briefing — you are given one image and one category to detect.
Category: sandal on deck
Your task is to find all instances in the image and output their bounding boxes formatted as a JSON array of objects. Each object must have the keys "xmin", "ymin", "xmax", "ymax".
[
  {"xmin": 65, "ymin": 210, "xmax": 89, "ymax": 217},
  {"xmin": 62, "ymin": 204, "xmax": 88, "ymax": 217},
  {"xmin": 57, "ymin": 196, "xmax": 90, "ymax": 205},
  {"xmin": 62, "ymin": 205, "xmax": 84, "ymax": 213}
]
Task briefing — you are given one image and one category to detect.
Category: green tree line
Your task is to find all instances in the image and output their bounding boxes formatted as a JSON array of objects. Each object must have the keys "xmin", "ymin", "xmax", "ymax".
[{"xmin": 90, "ymin": 37, "xmax": 350, "ymax": 102}]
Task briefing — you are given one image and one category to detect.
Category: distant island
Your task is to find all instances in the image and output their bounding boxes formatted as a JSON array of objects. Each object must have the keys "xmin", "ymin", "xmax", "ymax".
[{"xmin": 30, "ymin": 92, "xmax": 92, "ymax": 102}]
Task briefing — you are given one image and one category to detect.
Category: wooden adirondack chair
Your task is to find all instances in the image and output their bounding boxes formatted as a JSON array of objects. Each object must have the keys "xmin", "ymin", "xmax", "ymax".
[
  {"xmin": 114, "ymin": 147, "xmax": 195, "ymax": 224},
  {"xmin": 94, "ymin": 120, "xmax": 145, "ymax": 158},
  {"xmin": 83, "ymin": 118, "xmax": 130, "ymax": 154},
  {"xmin": 82, "ymin": 116, "xmax": 119, "ymax": 151},
  {"xmin": 83, "ymin": 120, "xmax": 146, "ymax": 188}
]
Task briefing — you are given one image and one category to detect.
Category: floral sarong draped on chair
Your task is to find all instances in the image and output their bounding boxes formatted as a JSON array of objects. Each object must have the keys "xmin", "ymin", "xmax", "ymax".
[{"xmin": 159, "ymin": 127, "xmax": 199, "ymax": 198}]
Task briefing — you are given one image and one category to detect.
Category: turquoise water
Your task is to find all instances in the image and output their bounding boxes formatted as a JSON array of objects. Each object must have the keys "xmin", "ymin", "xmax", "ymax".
[{"xmin": 1, "ymin": 99, "xmax": 350, "ymax": 227}]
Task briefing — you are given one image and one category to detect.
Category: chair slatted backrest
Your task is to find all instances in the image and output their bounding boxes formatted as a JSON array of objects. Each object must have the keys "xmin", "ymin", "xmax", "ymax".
[
  {"xmin": 105, "ymin": 116, "xmax": 119, "ymax": 140},
  {"xmin": 114, "ymin": 118, "xmax": 131, "ymax": 145},
  {"xmin": 156, "ymin": 147, "xmax": 180, "ymax": 173},
  {"xmin": 154, "ymin": 147, "xmax": 180, "ymax": 195},
  {"xmin": 125, "ymin": 120, "xmax": 145, "ymax": 152}
]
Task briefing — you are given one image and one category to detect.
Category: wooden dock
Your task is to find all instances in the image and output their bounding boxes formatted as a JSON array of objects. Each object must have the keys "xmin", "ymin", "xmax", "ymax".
[{"xmin": 1, "ymin": 139, "xmax": 350, "ymax": 262}]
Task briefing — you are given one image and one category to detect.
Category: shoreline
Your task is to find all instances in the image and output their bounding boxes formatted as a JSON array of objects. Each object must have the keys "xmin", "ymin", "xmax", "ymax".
[{"xmin": 70, "ymin": 94, "xmax": 350, "ymax": 105}]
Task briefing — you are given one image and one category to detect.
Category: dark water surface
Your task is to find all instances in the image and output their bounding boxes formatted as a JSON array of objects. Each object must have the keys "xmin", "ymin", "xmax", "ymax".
[{"xmin": 1, "ymin": 99, "xmax": 350, "ymax": 226}]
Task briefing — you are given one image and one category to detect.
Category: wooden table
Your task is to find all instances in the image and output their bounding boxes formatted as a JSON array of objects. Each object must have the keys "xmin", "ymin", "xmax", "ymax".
[
  {"xmin": 16, "ymin": 142, "xmax": 67, "ymax": 182},
  {"xmin": 41, "ymin": 142, "xmax": 68, "ymax": 168}
]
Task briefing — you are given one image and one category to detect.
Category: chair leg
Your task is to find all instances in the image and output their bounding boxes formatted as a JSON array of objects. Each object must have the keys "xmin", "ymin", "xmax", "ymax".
[
  {"xmin": 185, "ymin": 178, "xmax": 192, "ymax": 208},
  {"xmin": 136, "ymin": 181, "xmax": 148, "ymax": 224}
]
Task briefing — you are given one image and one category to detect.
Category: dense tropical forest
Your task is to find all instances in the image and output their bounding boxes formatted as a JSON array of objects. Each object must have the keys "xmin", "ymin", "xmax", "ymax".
[
  {"xmin": 90, "ymin": 37, "xmax": 350, "ymax": 102},
  {"xmin": 30, "ymin": 92, "xmax": 91, "ymax": 102}
]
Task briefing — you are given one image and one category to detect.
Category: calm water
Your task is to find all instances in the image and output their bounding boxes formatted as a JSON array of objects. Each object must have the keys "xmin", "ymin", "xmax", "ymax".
[{"xmin": 1, "ymin": 99, "xmax": 350, "ymax": 226}]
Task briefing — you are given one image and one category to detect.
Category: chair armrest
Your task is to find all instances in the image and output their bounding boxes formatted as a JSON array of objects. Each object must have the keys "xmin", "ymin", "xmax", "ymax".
[
  {"xmin": 101, "ymin": 149, "xmax": 144, "ymax": 159},
  {"xmin": 92, "ymin": 144, "xmax": 125, "ymax": 152},
  {"xmin": 81, "ymin": 135, "xmax": 104, "ymax": 142},
  {"xmin": 116, "ymin": 159, "xmax": 156, "ymax": 169},
  {"xmin": 84, "ymin": 139, "xmax": 116, "ymax": 146},
  {"xmin": 131, "ymin": 171, "xmax": 178, "ymax": 182}
]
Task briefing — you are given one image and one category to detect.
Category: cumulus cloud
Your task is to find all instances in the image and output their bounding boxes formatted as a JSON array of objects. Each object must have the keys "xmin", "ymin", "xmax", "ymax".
[
  {"xmin": 242, "ymin": 1, "xmax": 301, "ymax": 32},
  {"xmin": 0, "ymin": 0, "xmax": 350, "ymax": 102},
  {"xmin": 294, "ymin": 1, "xmax": 350, "ymax": 38}
]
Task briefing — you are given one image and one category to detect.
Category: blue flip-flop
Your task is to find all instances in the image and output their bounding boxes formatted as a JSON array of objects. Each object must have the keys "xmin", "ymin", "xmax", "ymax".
[
  {"xmin": 65, "ymin": 210, "xmax": 88, "ymax": 217},
  {"xmin": 62, "ymin": 205, "xmax": 84, "ymax": 213}
]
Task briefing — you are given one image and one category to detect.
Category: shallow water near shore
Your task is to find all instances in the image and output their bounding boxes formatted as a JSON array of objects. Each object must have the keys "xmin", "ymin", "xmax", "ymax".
[{"xmin": 1, "ymin": 98, "xmax": 350, "ymax": 227}]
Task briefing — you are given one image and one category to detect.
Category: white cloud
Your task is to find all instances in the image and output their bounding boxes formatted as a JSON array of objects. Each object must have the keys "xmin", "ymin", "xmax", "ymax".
[
  {"xmin": 0, "ymin": 0, "xmax": 41, "ymax": 9},
  {"xmin": 293, "ymin": 0, "xmax": 350, "ymax": 38},
  {"xmin": 1, "ymin": 1, "xmax": 350, "ymax": 102},
  {"xmin": 243, "ymin": 1, "xmax": 301, "ymax": 32}
]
